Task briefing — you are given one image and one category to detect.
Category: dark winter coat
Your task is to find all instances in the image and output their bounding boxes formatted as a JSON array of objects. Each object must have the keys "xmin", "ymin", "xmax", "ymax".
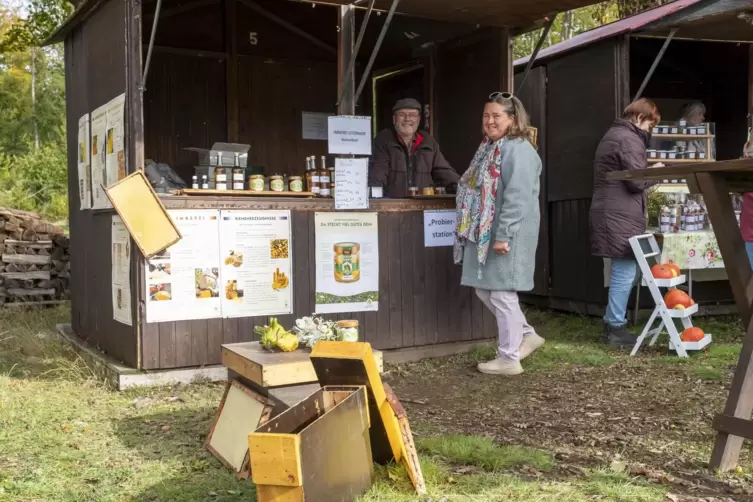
[
  {"xmin": 590, "ymin": 119, "xmax": 658, "ymax": 258},
  {"xmin": 369, "ymin": 129, "xmax": 460, "ymax": 198}
]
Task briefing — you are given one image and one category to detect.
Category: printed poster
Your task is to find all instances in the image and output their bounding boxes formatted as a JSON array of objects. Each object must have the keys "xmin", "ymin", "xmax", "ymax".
[
  {"xmin": 111, "ymin": 215, "xmax": 132, "ymax": 325},
  {"xmin": 219, "ymin": 210, "xmax": 293, "ymax": 317},
  {"xmin": 90, "ymin": 104, "xmax": 109, "ymax": 209},
  {"xmin": 77, "ymin": 114, "xmax": 92, "ymax": 210},
  {"xmin": 314, "ymin": 212, "xmax": 378, "ymax": 314},
  {"xmin": 145, "ymin": 209, "xmax": 222, "ymax": 323},
  {"xmin": 105, "ymin": 93, "xmax": 126, "ymax": 188}
]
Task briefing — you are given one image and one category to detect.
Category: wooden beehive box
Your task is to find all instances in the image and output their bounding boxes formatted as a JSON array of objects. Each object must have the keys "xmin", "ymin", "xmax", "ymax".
[{"xmin": 248, "ymin": 385, "xmax": 373, "ymax": 502}]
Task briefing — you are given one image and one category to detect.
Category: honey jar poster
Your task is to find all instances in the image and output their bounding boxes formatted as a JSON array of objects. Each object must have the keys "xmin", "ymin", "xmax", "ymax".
[{"xmin": 314, "ymin": 212, "xmax": 379, "ymax": 314}]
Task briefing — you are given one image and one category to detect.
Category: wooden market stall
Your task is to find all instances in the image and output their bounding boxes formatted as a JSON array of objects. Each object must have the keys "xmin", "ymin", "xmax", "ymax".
[
  {"xmin": 46, "ymin": 0, "xmax": 602, "ymax": 370},
  {"xmin": 512, "ymin": 0, "xmax": 753, "ymax": 317}
]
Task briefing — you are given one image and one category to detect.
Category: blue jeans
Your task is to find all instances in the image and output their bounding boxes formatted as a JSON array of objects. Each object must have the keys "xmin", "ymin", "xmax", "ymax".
[
  {"xmin": 604, "ymin": 258, "xmax": 638, "ymax": 327},
  {"xmin": 747, "ymin": 242, "xmax": 753, "ymax": 270}
]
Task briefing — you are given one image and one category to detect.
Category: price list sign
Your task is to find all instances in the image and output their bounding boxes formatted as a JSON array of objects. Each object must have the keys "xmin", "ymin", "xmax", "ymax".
[{"xmin": 334, "ymin": 158, "xmax": 369, "ymax": 210}]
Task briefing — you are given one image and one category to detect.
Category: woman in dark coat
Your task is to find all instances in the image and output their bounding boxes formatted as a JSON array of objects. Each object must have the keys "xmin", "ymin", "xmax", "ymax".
[{"xmin": 590, "ymin": 98, "xmax": 661, "ymax": 348}]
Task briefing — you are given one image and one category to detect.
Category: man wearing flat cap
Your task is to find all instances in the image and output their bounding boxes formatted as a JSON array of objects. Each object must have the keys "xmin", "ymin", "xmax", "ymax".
[{"xmin": 370, "ymin": 98, "xmax": 459, "ymax": 198}]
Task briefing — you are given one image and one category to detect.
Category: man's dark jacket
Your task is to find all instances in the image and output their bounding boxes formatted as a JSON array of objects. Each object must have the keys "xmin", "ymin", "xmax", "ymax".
[
  {"xmin": 590, "ymin": 119, "xmax": 658, "ymax": 258},
  {"xmin": 369, "ymin": 128, "xmax": 460, "ymax": 198}
]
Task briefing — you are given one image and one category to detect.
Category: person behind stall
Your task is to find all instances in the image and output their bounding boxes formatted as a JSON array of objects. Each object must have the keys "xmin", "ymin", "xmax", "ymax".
[
  {"xmin": 678, "ymin": 101, "xmax": 715, "ymax": 159},
  {"xmin": 590, "ymin": 98, "xmax": 661, "ymax": 348},
  {"xmin": 454, "ymin": 92, "xmax": 544, "ymax": 377},
  {"xmin": 369, "ymin": 98, "xmax": 460, "ymax": 198}
]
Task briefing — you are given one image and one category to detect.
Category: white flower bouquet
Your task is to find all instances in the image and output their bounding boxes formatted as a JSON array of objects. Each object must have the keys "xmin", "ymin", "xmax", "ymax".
[{"xmin": 292, "ymin": 315, "xmax": 338, "ymax": 348}]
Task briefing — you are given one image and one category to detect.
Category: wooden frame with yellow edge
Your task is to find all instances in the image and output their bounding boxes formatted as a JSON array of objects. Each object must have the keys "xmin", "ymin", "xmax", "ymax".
[
  {"xmin": 205, "ymin": 380, "xmax": 274, "ymax": 479},
  {"xmin": 103, "ymin": 170, "xmax": 182, "ymax": 259},
  {"xmin": 309, "ymin": 341, "xmax": 422, "ymax": 492}
]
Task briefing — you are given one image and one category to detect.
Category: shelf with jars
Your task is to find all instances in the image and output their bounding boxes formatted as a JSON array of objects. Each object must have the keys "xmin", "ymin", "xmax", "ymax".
[{"xmin": 646, "ymin": 121, "xmax": 716, "ymax": 164}]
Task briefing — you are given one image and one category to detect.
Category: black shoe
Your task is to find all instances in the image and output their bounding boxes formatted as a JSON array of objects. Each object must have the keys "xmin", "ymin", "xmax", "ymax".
[{"xmin": 602, "ymin": 323, "xmax": 637, "ymax": 349}]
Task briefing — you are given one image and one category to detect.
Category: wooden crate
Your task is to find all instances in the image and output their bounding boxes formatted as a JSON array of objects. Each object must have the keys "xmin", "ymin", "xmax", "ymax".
[{"xmin": 248, "ymin": 385, "xmax": 373, "ymax": 502}]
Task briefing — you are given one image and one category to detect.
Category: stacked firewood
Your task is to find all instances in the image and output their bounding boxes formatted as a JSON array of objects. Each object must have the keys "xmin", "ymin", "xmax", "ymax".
[{"xmin": 0, "ymin": 208, "xmax": 70, "ymax": 306}]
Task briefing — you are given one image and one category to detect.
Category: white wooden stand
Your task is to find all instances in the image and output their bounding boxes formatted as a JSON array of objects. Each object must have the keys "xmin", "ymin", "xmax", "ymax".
[{"xmin": 629, "ymin": 234, "xmax": 712, "ymax": 358}]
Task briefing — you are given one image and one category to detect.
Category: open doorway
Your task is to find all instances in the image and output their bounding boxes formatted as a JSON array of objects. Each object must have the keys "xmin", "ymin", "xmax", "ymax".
[{"xmin": 372, "ymin": 63, "xmax": 428, "ymax": 136}]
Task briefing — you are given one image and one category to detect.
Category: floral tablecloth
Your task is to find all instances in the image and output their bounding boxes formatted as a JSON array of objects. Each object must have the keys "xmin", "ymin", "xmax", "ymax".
[{"xmin": 656, "ymin": 230, "xmax": 724, "ymax": 270}]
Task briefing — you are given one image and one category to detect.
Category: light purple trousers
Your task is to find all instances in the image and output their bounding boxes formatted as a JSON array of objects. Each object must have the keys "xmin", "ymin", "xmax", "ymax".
[{"xmin": 475, "ymin": 289, "xmax": 536, "ymax": 362}]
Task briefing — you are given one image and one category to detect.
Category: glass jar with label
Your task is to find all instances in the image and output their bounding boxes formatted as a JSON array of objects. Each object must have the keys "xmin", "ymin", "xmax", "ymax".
[
  {"xmin": 270, "ymin": 175, "xmax": 284, "ymax": 192},
  {"xmin": 335, "ymin": 320, "xmax": 359, "ymax": 342},
  {"xmin": 289, "ymin": 176, "xmax": 303, "ymax": 193},
  {"xmin": 249, "ymin": 175, "xmax": 265, "ymax": 192},
  {"xmin": 215, "ymin": 167, "xmax": 229, "ymax": 190},
  {"xmin": 232, "ymin": 168, "xmax": 245, "ymax": 190},
  {"xmin": 328, "ymin": 167, "xmax": 336, "ymax": 197}
]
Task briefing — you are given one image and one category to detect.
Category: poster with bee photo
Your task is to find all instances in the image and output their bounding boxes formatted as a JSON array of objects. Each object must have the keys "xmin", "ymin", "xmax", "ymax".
[
  {"xmin": 314, "ymin": 212, "xmax": 378, "ymax": 314},
  {"xmin": 218, "ymin": 210, "xmax": 293, "ymax": 318},
  {"xmin": 77, "ymin": 113, "xmax": 92, "ymax": 210},
  {"xmin": 90, "ymin": 103, "xmax": 110, "ymax": 209},
  {"xmin": 105, "ymin": 93, "xmax": 126, "ymax": 187},
  {"xmin": 111, "ymin": 215, "xmax": 132, "ymax": 325},
  {"xmin": 144, "ymin": 209, "xmax": 222, "ymax": 323}
]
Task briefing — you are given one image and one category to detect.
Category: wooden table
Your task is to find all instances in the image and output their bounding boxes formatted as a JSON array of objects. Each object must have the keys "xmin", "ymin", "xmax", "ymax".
[{"xmin": 608, "ymin": 158, "xmax": 753, "ymax": 471}]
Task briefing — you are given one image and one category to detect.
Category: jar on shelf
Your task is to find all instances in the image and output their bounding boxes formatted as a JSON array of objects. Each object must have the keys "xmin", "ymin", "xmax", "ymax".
[
  {"xmin": 289, "ymin": 176, "xmax": 303, "ymax": 193},
  {"xmin": 249, "ymin": 175, "xmax": 265, "ymax": 192},
  {"xmin": 328, "ymin": 167, "xmax": 336, "ymax": 198},
  {"xmin": 214, "ymin": 167, "xmax": 229, "ymax": 190},
  {"xmin": 232, "ymin": 168, "xmax": 245, "ymax": 190},
  {"xmin": 270, "ymin": 174, "xmax": 285, "ymax": 192},
  {"xmin": 336, "ymin": 320, "xmax": 359, "ymax": 342}
]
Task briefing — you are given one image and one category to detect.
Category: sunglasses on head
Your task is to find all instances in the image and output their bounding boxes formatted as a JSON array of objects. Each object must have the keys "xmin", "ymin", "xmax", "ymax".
[{"xmin": 489, "ymin": 91, "xmax": 513, "ymax": 100}]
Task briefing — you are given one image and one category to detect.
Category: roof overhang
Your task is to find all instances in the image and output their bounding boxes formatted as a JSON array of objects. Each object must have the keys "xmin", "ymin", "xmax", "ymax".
[
  {"xmin": 44, "ymin": 0, "xmax": 606, "ymax": 46},
  {"xmin": 637, "ymin": 0, "xmax": 753, "ymax": 42}
]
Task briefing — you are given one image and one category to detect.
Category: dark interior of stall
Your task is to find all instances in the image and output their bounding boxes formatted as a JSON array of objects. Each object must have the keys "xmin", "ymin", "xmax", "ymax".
[
  {"xmin": 630, "ymin": 37, "xmax": 749, "ymax": 161},
  {"xmin": 139, "ymin": 0, "xmax": 477, "ymax": 183}
]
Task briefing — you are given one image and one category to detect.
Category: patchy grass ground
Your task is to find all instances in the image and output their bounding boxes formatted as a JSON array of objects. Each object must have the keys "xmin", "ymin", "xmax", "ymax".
[{"xmin": 0, "ymin": 306, "xmax": 751, "ymax": 501}]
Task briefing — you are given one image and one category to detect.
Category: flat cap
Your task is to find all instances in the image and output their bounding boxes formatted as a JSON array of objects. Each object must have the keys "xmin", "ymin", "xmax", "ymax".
[{"xmin": 392, "ymin": 98, "xmax": 422, "ymax": 113}]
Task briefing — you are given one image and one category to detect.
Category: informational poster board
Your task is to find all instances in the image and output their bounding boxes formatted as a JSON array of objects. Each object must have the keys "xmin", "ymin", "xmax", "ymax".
[
  {"xmin": 334, "ymin": 158, "xmax": 369, "ymax": 210},
  {"xmin": 327, "ymin": 115, "xmax": 372, "ymax": 155},
  {"xmin": 423, "ymin": 210, "xmax": 457, "ymax": 247},
  {"xmin": 90, "ymin": 104, "xmax": 109, "ymax": 209},
  {"xmin": 77, "ymin": 114, "xmax": 92, "ymax": 210},
  {"xmin": 105, "ymin": 93, "xmax": 126, "ymax": 187},
  {"xmin": 145, "ymin": 209, "xmax": 222, "ymax": 323},
  {"xmin": 219, "ymin": 210, "xmax": 293, "ymax": 318},
  {"xmin": 301, "ymin": 111, "xmax": 332, "ymax": 140},
  {"xmin": 314, "ymin": 212, "xmax": 379, "ymax": 314},
  {"xmin": 111, "ymin": 215, "xmax": 132, "ymax": 325}
]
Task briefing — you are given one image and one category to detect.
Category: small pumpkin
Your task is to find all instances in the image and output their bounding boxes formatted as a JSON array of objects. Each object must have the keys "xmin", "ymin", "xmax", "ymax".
[
  {"xmin": 664, "ymin": 289, "xmax": 693, "ymax": 309},
  {"xmin": 651, "ymin": 264, "xmax": 674, "ymax": 279},
  {"xmin": 681, "ymin": 327, "xmax": 705, "ymax": 342},
  {"xmin": 665, "ymin": 263, "xmax": 681, "ymax": 276}
]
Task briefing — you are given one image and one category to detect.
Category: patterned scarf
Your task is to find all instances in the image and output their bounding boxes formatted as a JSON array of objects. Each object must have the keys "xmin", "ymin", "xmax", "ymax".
[{"xmin": 453, "ymin": 137, "xmax": 504, "ymax": 278}]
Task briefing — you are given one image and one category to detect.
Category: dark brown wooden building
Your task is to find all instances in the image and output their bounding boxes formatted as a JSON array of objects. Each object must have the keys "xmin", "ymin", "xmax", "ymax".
[
  {"xmin": 47, "ymin": 0, "xmax": 605, "ymax": 370},
  {"xmin": 512, "ymin": 0, "xmax": 753, "ymax": 316}
]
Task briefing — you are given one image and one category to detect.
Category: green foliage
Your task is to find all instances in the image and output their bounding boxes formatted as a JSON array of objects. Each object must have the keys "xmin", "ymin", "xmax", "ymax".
[
  {"xmin": 0, "ymin": 141, "xmax": 69, "ymax": 222},
  {"xmin": 0, "ymin": 0, "xmax": 72, "ymax": 52}
]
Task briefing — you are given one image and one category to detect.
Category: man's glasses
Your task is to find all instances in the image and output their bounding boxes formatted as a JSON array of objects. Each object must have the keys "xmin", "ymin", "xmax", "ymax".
[{"xmin": 396, "ymin": 112, "xmax": 420, "ymax": 120}]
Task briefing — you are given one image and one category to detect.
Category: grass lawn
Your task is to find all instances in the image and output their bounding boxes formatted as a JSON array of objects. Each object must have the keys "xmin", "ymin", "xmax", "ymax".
[{"xmin": 1, "ymin": 306, "xmax": 752, "ymax": 501}]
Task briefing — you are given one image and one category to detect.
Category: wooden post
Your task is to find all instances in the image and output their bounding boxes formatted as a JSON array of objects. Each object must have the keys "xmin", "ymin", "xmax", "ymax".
[
  {"xmin": 338, "ymin": 4, "xmax": 355, "ymax": 115},
  {"xmin": 225, "ymin": 0, "xmax": 239, "ymax": 141},
  {"xmin": 697, "ymin": 171, "xmax": 753, "ymax": 471},
  {"xmin": 500, "ymin": 27, "xmax": 513, "ymax": 93}
]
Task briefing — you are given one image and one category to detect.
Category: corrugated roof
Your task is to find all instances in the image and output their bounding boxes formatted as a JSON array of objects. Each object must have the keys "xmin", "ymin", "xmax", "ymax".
[{"xmin": 514, "ymin": 0, "xmax": 705, "ymax": 67}]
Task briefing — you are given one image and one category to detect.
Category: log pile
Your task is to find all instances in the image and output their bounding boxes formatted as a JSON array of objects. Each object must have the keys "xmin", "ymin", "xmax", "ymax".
[{"xmin": 0, "ymin": 208, "xmax": 69, "ymax": 306}]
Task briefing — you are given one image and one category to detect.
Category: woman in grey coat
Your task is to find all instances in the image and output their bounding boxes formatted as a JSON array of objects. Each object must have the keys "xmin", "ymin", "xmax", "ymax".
[{"xmin": 454, "ymin": 92, "xmax": 544, "ymax": 376}]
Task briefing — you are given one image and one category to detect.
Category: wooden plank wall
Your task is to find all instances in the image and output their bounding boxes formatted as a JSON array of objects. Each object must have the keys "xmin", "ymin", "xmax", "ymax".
[
  {"xmin": 65, "ymin": 0, "xmax": 139, "ymax": 367},
  {"xmin": 141, "ymin": 207, "xmax": 495, "ymax": 369}
]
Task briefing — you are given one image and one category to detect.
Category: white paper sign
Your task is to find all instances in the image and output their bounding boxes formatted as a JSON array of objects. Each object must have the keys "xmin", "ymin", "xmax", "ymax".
[
  {"xmin": 219, "ymin": 210, "xmax": 293, "ymax": 318},
  {"xmin": 314, "ymin": 212, "xmax": 379, "ymax": 314},
  {"xmin": 328, "ymin": 115, "xmax": 372, "ymax": 155},
  {"xmin": 90, "ymin": 104, "xmax": 109, "ymax": 209},
  {"xmin": 105, "ymin": 93, "xmax": 126, "ymax": 188},
  {"xmin": 424, "ymin": 210, "xmax": 457, "ymax": 247},
  {"xmin": 112, "ymin": 215, "xmax": 132, "ymax": 325},
  {"xmin": 335, "ymin": 158, "xmax": 369, "ymax": 210},
  {"xmin": 145, "ymin": 210, "xmax": 222, "ymax": 323},
  {"xmin": 302, "ymin": 111, "xmax": 332, "ymax": 140},
  {"xmin": 77, "ymin": 114, "xmax": 92, "ymax": 210}
]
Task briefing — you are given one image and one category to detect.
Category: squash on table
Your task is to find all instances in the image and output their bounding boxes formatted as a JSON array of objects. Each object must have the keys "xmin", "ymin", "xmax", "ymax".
[{"xmin": 664, "ymin": 289, "xmax": 694, "ymax": 309}]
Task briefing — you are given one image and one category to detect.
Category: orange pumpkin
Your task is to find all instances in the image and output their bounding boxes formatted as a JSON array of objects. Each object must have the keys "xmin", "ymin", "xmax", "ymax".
[
  {"xmin": 664, "ymin": 289, "xmax": 693, "ymax": 309},
  {"xmin": 651, "ymin": 264, "xmax": 674, "ymax": 279},
  {"xmin": 681, "ymin": 327, "xmax": 705, "ymax": 342},
  {"xmin": 665, "ymin": 263, "xmax": 681, "ymax": 276}
]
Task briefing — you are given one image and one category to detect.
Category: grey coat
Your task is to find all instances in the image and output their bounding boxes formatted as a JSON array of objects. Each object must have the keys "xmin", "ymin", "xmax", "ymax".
[{"xmin": 460, "ymin": 137, "xmax": 542, "ymax": 292}]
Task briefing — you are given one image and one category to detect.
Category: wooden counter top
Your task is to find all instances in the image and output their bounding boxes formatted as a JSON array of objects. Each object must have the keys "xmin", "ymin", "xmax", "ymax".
[{"xmin": 158, "ymin": 194, "xmax": 455, "ymax": 212}]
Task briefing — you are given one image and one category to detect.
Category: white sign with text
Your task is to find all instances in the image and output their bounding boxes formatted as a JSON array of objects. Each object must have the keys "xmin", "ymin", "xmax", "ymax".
[
  {"xmin": 335, "ymin": 158, "xmax": 369, "ymax": 210},
  {"xmin": 328, "ymin": 115, "xmax": 372, "ymax": 155},
  {"xmin": 424, "ymin": 210, "xmax": 457, "ymax": 247}
]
